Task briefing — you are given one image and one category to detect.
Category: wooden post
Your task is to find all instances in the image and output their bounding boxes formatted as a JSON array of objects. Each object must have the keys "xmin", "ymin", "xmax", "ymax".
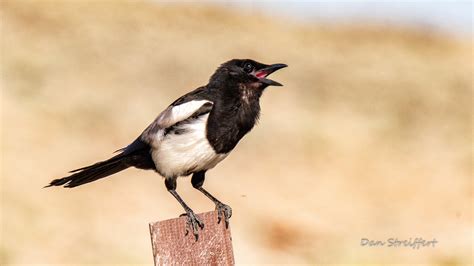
[{"xmin": 149, "ymin": 211, "xmax": 235, "ymax": 265}]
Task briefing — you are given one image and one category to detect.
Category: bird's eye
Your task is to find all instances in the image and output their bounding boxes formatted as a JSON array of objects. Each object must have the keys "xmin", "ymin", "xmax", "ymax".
[{"xmin": 243, "ymin": 63, "xmax": 254, "ymax": 73}]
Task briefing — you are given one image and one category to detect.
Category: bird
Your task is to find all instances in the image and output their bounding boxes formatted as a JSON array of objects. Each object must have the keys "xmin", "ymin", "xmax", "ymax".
[{"xmin": 46, "ymin": 59, "xmax": 287, "ymax": 240}]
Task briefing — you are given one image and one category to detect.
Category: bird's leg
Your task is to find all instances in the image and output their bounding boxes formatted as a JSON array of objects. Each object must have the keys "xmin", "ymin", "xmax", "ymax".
[
  {"xmin": 165, "ymin": 177, "xmax": 204, "ymax": 241},
  {"xmin": 191, "ymin": 171, "xmax": 232, "ymax": 228}
]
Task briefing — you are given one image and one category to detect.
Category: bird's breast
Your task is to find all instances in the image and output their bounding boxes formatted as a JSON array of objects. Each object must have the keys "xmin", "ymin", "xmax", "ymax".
[{"xmin": 206, "ymin": 101, "xmax": 260, "ymax": 154}]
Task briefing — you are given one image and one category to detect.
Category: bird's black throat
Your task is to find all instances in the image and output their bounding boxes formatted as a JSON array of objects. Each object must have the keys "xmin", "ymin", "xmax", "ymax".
[{"xmin": 206, "ymin": 82, "xmax": 264, "ymax": 154}]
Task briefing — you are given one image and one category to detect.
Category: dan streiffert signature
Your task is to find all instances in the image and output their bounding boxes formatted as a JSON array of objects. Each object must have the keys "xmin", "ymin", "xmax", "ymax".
[{"xmin": 360, "ymin": 237, "xmax": 438, "ymax": 249}]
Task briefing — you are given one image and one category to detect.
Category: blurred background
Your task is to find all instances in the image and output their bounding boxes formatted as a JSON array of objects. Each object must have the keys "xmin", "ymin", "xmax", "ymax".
[{"xmin": 1, "ymin": 0, "xmax": 472, "ymax": 264}]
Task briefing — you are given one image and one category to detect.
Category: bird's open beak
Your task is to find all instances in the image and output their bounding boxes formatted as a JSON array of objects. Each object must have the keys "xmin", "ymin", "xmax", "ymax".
[{"xmin": 254, "ymin": 63, "xmax": 288, "ymax": 86}]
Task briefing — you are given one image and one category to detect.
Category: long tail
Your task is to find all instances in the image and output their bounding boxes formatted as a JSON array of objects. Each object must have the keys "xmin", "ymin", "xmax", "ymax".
[
  {"xmin": 46, "ymin": 153, "xmax": 130, "ymax": 188},
  {"xmin": 46, "ymin": 138, "xmax": 155, "ymax": 188}
]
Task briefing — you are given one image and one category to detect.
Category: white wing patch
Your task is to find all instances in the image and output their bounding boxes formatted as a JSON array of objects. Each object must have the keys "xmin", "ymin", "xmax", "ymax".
[
  {"xmin": 145, "ymin": 100, "xmax": 212, "ymax": 148},
  {"xmin": 156, "ymin": 100, "xmax": 212, "ymax": 129}
]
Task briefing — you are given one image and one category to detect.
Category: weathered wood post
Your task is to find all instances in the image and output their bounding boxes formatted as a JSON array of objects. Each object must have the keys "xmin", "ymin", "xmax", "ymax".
[{"xmin": 149, "ymin": 211, "xmax": 234, "ymax": 265}]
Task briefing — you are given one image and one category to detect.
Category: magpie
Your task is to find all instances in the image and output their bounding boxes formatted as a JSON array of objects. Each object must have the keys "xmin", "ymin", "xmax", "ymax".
[{"xmin": 47, "ymin": 59, "xmax": 287, "ymax": 239}]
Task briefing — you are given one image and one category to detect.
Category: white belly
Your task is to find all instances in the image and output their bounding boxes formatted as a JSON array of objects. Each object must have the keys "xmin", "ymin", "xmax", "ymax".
[{"xmin": 151, "ymin": 114, "xmax": 228, "ymax": 177}]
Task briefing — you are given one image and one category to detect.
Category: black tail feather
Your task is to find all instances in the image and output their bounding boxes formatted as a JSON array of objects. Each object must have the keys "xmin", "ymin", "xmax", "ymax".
[
  {"xmin": 46, "ymin": 154, "xmax": 130, "ymax": 188},
  {"xmin": 68, "ymin": 153, "xmax": 122, "ymax": 173},
  {"xmin": 47, "ymin": 138, "xmax": 155, "ymax": 188}
]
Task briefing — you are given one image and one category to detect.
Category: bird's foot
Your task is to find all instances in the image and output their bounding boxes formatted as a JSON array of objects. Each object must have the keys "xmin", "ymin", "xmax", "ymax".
[
  {"xmin": 215, "ymin": 202, "xmax": 232, "ymax": 228},
  {"xmin": 180, "ymin": 211, "xmax": 204, "ymax": 241}
]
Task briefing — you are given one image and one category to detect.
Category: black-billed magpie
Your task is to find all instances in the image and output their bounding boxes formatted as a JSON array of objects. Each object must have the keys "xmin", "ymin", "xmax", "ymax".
[{"xmin": 47, "ymin": 59, "xmax": 287, "ymax": 239}]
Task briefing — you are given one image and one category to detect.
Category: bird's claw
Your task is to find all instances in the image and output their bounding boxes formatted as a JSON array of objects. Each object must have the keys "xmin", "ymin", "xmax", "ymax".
[
  {"xmin": 215, "ymin": 202, "xmax": 232, "ymax": 228},
  {"xmin": 181, "ymin": 211, "xmax": 204, "ymax": 241}
]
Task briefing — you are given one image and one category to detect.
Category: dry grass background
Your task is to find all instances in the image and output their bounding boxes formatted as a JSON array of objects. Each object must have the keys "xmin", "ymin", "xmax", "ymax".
[{"xmin": 1, "ymin": 1, "xmax": 472, "ymax": 265}]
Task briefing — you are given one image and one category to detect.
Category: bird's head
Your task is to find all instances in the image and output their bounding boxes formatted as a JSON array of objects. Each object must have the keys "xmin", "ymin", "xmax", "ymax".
[{"xmin": 210, "ymin": 59, "xmax": 287, "ymax": 90}]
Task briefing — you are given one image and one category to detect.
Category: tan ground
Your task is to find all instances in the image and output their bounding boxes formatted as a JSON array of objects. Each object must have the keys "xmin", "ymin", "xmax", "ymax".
[{"xmin": 1, "ymin": 1, "xmax": 472, "ymax": 265}]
